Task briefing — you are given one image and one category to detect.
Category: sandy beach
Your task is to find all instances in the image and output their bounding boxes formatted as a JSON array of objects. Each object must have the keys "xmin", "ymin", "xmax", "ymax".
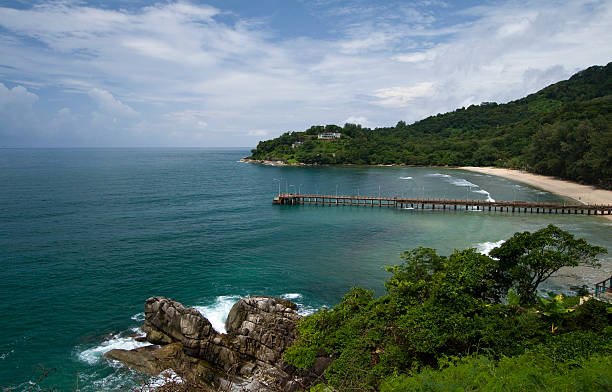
[{"xmin": 460, "ymin": 167, "xmax": 612, "ymax": 221}]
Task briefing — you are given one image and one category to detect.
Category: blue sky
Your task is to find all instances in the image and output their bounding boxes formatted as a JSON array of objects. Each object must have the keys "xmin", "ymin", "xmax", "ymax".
[{"xmin": 0, "ymin": 0, "xmax": 610, "ymax": 147}]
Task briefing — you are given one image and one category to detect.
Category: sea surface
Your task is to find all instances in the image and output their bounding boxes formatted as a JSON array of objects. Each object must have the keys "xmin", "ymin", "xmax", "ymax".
[{"xmin": 1, "ymin": 148, "xmax": 611, "ymax": 391}]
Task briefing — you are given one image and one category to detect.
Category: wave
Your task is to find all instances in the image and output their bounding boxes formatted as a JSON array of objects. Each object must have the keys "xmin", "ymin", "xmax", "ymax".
[
  {"xmin": 77, "ymin": 333, "xmax": 151, "ymax": 365},
  {"xmin": 449, "ymin": 178, "xmax": 477, "ymax": 187},
  {"xmin": 144, "ymin": 369, "xmax": 184, "ymax": 391},
  {"xmin": 194, "ymin": 293, "xmax": 322, "ymax": 332},
  {"xmin": 131, "ymin": 312, "xmax": 145, "ymax": 322},
  {"xmin": 281, "ymin": 293, "xmax": 303, "ymax": 300},
  {"xmin": 193, "ymin": 295, "xmax": 242, "ymax": 334},
  {"xmin": 425, "ymin": 172, "xmax": 496, "ymax": 201},
  {"xmin": 472, "ymin": 189, "xmax": 495, "ymax": 202},
  {"xmin": 425, "ymin": 173, "xmax": 477, "ymax": 188},
  {"xmin": 282, "ymin": 293, "xmax": 323, "ymax": 316},
  {"xmin": 476, "ymin": 240, "xmax": 505, "ymax": 256},
  {"xmin": 130, "ymin": 326, "xmax": 145, "ymax": 336},
  {"xmin": 399, "ymin": 176, "xmax": 413, "ymax": 180}
]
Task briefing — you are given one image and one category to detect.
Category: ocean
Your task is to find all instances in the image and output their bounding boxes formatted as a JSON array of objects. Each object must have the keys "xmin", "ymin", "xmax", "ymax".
[{"xmin": 1, "ymin": 148, "xmax": 610, "ymax": 390}]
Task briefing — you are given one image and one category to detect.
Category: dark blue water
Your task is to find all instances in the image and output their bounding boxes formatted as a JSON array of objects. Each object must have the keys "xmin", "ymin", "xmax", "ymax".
[{"xmin": 1, "ymin": 149, "xmax": 610, "ymax": 390}]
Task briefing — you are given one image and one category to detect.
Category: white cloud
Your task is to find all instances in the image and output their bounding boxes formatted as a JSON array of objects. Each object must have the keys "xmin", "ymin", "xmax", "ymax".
[
  {"xmin": 373, "ymin": 83, "xmax": 436, "ymax": 107},
  {"xmin": 163, "ymin": 110, "xmax": 209, "ymax": 129},
  {"xmin": 0, "ymin": 83, "xmax": 38, "ymax": 108},
  {"xmin": 393, "ymin": 51, "xmax": 433, "ymax": 63},
  {"xmin": 0, "ymin": 83, "xmax": 40, "ymax": 144},
  {"xmin": 496, "ymin": 17, "xmax": 533, "ymax": 38},
  {"xmin": 344, "ymin": 116, "xmax": 369, "ymax": 127},
  {"xmin": 88, "ymin": 88, "xmax": 138, "ymax": 118},
  {"xmin": 0, "ymin": 1, "xmax": 610, "ymax": 146}
]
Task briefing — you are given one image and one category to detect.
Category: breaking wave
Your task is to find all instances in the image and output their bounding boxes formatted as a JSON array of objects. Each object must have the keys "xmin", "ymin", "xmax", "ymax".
[
  {"xmin": 425, "ymin": 173, "xmax": 495, "ymax": 201},
  {"xmin": 77, "ymin": 333, "xmax": 151, "ymax": 365},
  {"xmin": 476, "ymin": 240, "xmax": 505, "ymax": 256},
  {"xmin": 472, "ymin": 189, "xmax": 495, "ymax": 202},
  {"xmin": 425, "ymin": 173, "xmax": 451, "ymax": 178},
  {"xmin": 194, "ymin": 295, "xmax": 242, "ymax": 334}
]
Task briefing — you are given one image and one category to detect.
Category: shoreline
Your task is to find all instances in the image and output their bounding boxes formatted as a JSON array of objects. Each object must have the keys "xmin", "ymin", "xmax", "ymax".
[
  {"xmin": 241, "ymin": 158, "xmax": 612, "ymax": 219},
  {"xmin": 459, "ymin": 167, "xmax": 612, "ymax": 221}
]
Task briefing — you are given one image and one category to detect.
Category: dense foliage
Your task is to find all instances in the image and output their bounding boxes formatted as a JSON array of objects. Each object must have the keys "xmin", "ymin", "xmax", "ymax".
[
  {"xmin": 382, "ymin": 351, "xmax": 612, "ymax": 392},
  {"xmin": 249, "ymin": 63, "xmax": 612, "ymax": 188},
  {"xmin": 284, "ymin": 225, "xmax": 610, "ymax": 391}
]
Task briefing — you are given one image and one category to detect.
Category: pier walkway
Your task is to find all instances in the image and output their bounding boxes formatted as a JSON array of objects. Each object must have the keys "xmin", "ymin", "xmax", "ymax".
[{"xmin": 273, "ymin": 193, "xmax": 612, "ymax": 216}]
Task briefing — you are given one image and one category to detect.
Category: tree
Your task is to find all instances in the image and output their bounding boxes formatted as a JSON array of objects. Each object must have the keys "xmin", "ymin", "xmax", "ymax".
[
  {"xmin": 384, "ymin": 247, "xmax": 446, "ymax": 305},
  {"xmin": 489, "ymin": 225, "xmax": 606, "ymax": 305}
]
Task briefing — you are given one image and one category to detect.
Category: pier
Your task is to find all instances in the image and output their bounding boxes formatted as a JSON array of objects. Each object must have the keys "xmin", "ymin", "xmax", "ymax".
[{"xmin": 273, "ymin": 193, "xmax": 612, "ymax": 216}]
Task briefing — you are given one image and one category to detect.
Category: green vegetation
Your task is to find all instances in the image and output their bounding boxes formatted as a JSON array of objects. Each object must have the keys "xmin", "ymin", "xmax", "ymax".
[
  {"xmin": 382, "ymin": 352, "xmax": 612, "ymax": 392},
  {"xmin": 249, "ymin": 63, "xmax": 612, "ymax": 189},
  {"xmin": 284, "ymin": 225, "xmax": 610, "ymax": 391}
]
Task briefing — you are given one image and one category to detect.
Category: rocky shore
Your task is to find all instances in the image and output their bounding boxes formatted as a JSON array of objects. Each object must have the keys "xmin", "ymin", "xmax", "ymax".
[
  {"xmin": 104, "ymin": 296, "xmax": 332, "ymax": 391},
  {"xmin": 239, "ymin": 158, "xmax": 306, "ymax": 166},
  {"xmin": 239, "ymin": 157, "xmax": 411, "ymax": 167}
]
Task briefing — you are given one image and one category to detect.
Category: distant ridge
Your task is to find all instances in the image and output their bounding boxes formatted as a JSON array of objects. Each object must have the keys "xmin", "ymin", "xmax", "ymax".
[{"xmin": 249, "ymin": 62, "xmax": 612, "ymax": 189}]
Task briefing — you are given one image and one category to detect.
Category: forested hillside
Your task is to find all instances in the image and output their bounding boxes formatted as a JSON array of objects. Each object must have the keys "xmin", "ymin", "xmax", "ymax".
[
  {"xmin": 284, "ymin": 226, "xmax": 611, "ymax": 391},
  {"xmin": 249, "ymin": 63, "xmax": 612, "ymax": 189}
]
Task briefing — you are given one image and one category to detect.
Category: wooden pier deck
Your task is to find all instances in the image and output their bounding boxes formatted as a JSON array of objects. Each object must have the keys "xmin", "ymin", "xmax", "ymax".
[{"xmin": 273, "ymin": 193, "xmax": 612, "ymax": 216}]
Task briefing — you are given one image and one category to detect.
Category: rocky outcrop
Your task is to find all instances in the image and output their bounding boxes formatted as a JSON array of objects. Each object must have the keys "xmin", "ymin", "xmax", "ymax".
[{"xmin": 105, "ymin": 296, "xmax": 329, "ymax": 391}]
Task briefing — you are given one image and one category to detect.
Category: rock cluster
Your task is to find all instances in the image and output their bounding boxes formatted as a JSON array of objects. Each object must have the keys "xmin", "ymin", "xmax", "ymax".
[{"xmin": 105, "ymin": 296, "xmax": 330, "ymax": 391}]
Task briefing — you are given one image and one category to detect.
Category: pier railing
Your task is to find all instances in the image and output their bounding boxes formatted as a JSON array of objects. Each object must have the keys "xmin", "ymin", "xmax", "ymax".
[{"xmin": 273, "ymin": 193, "xmax": 612, "ymax": 216}]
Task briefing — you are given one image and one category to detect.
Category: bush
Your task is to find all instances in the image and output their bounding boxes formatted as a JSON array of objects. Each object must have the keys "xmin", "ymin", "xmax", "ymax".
[{"xmin": 381, "ymin": 353, "xmax": 612, "ymax": 392}]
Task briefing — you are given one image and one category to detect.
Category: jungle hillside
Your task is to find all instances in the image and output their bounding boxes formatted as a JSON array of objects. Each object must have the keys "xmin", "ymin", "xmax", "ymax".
[{"xmin": 249, "ymin": 63, "xmax": 612, "ymax": 189}]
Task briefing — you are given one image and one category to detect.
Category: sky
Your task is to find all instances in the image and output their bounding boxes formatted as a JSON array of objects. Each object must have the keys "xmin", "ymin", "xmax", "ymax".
[{"xmin": 0, "ymin": 0, "xmax": 611, "ymax": 147}]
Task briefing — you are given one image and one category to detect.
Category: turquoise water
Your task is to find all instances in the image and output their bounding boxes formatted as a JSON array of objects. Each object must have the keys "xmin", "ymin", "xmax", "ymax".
[{"xmin": 1, "ymin": 149, "xmax": 610, "ymax": 390}]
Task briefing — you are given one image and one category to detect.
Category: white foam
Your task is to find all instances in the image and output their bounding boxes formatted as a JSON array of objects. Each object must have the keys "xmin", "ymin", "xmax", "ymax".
[
  {"xmin": 144, "ymin": 369, "xmax": 184, "ymax": 391},
  {"xmin": 425, "ymin": 173, "xmax": 478, "ymax": 188},
  {"xmin": 78, "ymin": 334, "xmax": 151, "ymax": 365},
  {"xmin": 449, "ymin": 178, "xmax": 478, "ymax": 187},
  {"xmin": 131, "ymin": 312, "xmax": 145, "ymax": 322},
  {"xmin": 280, "ymin": 293, "xmax": 322, "ymax": 316},
  {"xmin": 476, "ymin": 240, "xmax": 505, "ymax": 256},
  {"xmin": 399, "ymin": 176, "xmax": 413, "ymax": 180},
  {"xmin": 130, "ymin": 327, "xmax": 145, "ymax": 337},
  {"xmin": 296, "ymin": 305, "xmax": 318, "ymax": 316},
  {"xmin": 281, "ymin": 293, "xmax": 303, "ymax": 300},
  {"xmin": 88, "ymin": 366, "xmax": 145, "ymax": 392},
  {"xmin": 193, "ymin": 295, "xmax": 241, "ymax": 334},
  {"xmin": 472, "ymin": 189, "xmax": 495, "ymax": 202}
]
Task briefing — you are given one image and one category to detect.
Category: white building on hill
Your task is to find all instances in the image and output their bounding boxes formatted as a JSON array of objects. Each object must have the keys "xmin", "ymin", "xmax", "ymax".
[{"xmin": 317, "ymin": 132, "xmax": 341, "ymax": 140}]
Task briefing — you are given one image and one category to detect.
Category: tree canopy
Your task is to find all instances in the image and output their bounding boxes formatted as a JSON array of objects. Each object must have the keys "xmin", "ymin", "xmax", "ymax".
[
  {"xmin": 489, "ymin": 224, "xmax": 606, "ymax": 304},
  {"xmin": 284, "ymin": 225, "xmax": 610, "ymax": 391}
]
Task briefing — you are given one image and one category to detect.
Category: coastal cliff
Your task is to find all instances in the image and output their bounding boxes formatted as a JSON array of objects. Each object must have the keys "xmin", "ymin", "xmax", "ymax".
[{"xmin": 104, "ymin": 296, "xmax": 330, "ymax": 391}]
